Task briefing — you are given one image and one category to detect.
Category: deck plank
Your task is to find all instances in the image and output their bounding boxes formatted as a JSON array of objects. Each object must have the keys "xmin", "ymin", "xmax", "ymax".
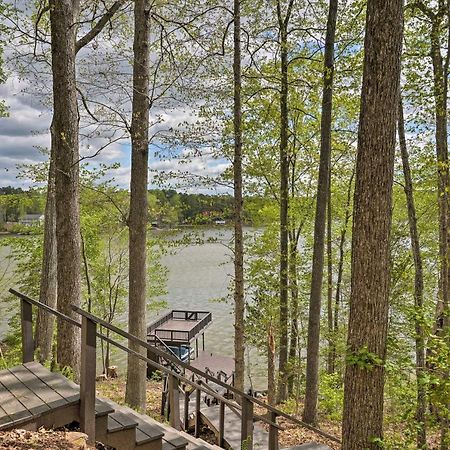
[
  {"xmin": 8, "ymin": 365, "xmax": 67, "ymax": 410},
  {"xmin": 23, "ymin": 362, "xmax": 79, "ymax": 404},
  {"xmin": 0, "ymin": 404, "xmax": 13, "ymax": 427},
  {"xmin": 0, "ymin": 380, "xmax": 32, "ymax": 423},
  {"xmin": 199, "ymin": 403, "xmax": 269, "ymax": 450},
  {"xmin": 0, "ymin": 369, "xmax": 49, "ymax": 416}
]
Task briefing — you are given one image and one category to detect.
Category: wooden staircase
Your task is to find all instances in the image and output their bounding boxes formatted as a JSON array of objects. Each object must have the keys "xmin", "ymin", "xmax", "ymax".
[
  {"xmin": 0, "ymin": 362, "xmax": 220, "ymax": 450},
  {"xmin": 7, "ymin": 289, "xmax": 338, "ymax": 450}
]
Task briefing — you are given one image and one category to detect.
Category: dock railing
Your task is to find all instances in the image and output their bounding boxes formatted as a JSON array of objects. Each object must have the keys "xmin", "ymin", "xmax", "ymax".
[
  {"xmin": 10, "ymin": 288, "xmax": 340, "ymax": 449},
  {"xmin": 147, "ymin": 310, "xmax": 212, "ymax": 343}
]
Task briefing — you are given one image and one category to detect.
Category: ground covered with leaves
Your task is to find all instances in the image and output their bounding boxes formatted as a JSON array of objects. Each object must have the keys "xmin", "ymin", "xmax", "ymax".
[{"xmin": 0, "ymin": 429, "xmax": 90, "ymax": 450}]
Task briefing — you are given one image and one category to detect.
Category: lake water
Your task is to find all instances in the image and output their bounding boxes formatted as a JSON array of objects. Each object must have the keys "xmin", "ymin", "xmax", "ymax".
[{"xmin": 0, "ymin": 228, "xmax": 267, "ymax": 390}]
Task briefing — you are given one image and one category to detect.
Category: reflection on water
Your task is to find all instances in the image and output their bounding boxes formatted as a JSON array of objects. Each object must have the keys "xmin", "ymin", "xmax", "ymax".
[{"xmin": 0, "ymin": 229, "xmax": 267, "ymax": 390}]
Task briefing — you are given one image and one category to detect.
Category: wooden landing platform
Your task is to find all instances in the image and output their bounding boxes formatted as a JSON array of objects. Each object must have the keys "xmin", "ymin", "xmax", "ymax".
[
  {"xmin": 0, "ymin": 362, "xmax": 81, "ymax": 430},
  {"xmin": 189, "ymin": 352, "xmax": 234, "ymax": 380}
]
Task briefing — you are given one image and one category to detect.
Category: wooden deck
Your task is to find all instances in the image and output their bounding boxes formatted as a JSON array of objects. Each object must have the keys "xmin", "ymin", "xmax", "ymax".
[
  {"xmin": 189, "ymin": 352, "xmax": 234, "ymax": 380},
  {"xmin": 0, "ymin": 362, "xmax": 80, "ymax": 430},
  {"xmin": 157, "ymin": 319, "xmax": 201, "ymax": 333}
]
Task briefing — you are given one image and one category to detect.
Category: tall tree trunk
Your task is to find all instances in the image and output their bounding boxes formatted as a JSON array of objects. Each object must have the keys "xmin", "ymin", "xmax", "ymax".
[
  {"xmin": 430, "ymin": 16, "xmax": 450, "ymax": 449},
  {"xmin": 398, "ymin": 96, "xmax": 427, "ymax": 450},
  {"xmin": 341, "ymin": 1, "xmax": 403, "ymax": 448},
  {"xmin": 35, "ymin": 140, "xmax": 57, "ymax": 363},
  {"xmin": 125, "ymin": 0, "xmax": 151, "ymax": 411},
  {"xmin": 287, "ymin": 231, "xmax": 299, "ymax": 395},
  {"xmin": 326, "ymin": 184, "xmax": 334, "ymax": 374},
  {"xmin": 49, "ymin": 0, "xmax": 82, "ymax": 378},
  {"xmin": 331, "ymin": 168, "xmax": 354, "ymax": 374},
  {"xmin": 276, "ymin": 0, "xmax": 291, "ymax": 403},
  {"xmin": 233, "ymin": 0, "xmax": 245, "ymax": 394},
  {"xmin": 303, "ymin": 0, "xmax": 338, "ymax": 425}
]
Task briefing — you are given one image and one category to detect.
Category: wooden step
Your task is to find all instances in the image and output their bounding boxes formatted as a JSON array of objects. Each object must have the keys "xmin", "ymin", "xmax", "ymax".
[
  {"xmin": 100, "ymin": 398, "xmax": 164, "ymax": 450},
  {"xmin": 106, "ymin": 410, "xmax": 140, "ymax": 450}
]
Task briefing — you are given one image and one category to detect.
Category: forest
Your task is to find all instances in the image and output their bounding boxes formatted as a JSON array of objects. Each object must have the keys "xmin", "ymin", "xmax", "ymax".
[
  {"xmin": 0, "ymin": 0, "xmax": 448, "ymax": 449},
  {"xmin": 0, "ymin": 187, "xmax": 240, "ymax": 226}
]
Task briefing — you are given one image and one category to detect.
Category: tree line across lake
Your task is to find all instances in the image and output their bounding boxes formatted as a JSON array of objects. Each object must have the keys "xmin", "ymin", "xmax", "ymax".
[{"xmin": 0, "ymin": 187, "xmax": 254, "ymax": 229}]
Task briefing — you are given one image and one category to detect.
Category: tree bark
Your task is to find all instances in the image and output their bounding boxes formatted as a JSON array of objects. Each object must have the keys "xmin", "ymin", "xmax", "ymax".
[
  {"xmin": 233, "ymin": 0, "xmax": 245, "ymax": 395},
  {"xmin": 267, "ymin": 323, "xmax": 276, "ymax": 407},
  {"xmin": 341, "ymin": 1, "xmax": 403, "ymax": 448},
  {"xmin": 49, "ymin": 0, "xmax": 82, "ymax": 379},
  {"xmin": 35, "ymin": 139, "xmax": 57, "ymax": 364},
  {"xmin": 287, "ymin": 231, "xmax": 299, "ymax": 396},
  {"xmin": 430, "ymin": 14, "xmax": 450, "ymax": 449},
  {"xmin": 326, "ymin": 183, "xmax": 334, "ymax": 374},
  {"xmin": 398, "ymin": 95, "xmax": 427, "ymax": 450},
  {"xmin": 276, "ymin": 0, "xmax": 290, "ymax": 403},
  {"xmin": 303, "ymin": 0, "xmax": 338, "ymax": 425},
  {"xmin": 125, "ymin": 0, "xmax": 151, "ymax": 411}
]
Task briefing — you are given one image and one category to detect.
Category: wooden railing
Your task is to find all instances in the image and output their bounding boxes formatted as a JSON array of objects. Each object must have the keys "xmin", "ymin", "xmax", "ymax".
[
  {"xmin": 147, "ymin": 310, "xmax": 212, "ymax": 343},
  {"xmin": 10, "ymin": 288, "xmax": 340, "ymax": 449}
]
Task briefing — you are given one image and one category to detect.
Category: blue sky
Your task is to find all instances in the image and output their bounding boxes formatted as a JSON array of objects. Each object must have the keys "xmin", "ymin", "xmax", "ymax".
[{"xmin": 0, "ymin": 77, "xmax": 230, "ymax": 193}]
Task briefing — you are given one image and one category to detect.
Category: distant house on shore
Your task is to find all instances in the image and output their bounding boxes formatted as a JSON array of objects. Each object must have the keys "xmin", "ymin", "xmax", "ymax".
[{"xmin": 19, "ymin": 213, "xmax": 45, "ymax": 227}]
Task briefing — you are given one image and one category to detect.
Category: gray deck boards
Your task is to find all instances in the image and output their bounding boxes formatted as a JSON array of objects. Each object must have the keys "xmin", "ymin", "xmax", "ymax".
[
  {"xmin": 199, "ymin": 403, "xmax": 269, "ymax": 450},
  {"xmin": 9, "ymin": 365, "xmax": 67, "ymax": 410},
  {"xmin": 23, "ymin": 362, "xmax": 79, "ymax": 403},
  {"xmin": 0, "ymin": 362, "xmax": 81, "ymax": 430}
]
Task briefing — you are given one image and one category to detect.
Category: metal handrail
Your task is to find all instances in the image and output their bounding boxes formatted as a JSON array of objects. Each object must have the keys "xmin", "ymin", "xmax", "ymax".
[{"xmin": 9, "ymin": 288, "xmax": 340, "ymax": 447}]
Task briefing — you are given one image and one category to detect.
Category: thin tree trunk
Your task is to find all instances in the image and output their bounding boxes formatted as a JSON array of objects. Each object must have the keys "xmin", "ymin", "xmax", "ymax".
[
  {"xmin": 276, "ymin": 1, "xmax": 291, "ymax": 403},
  {"xmin": 125, "ymin": 0, "xmax": 151, "ymax": 411},
  {"xmin": 287, "ymin": 231, "xmax": 299, "ymax": 396},
  {"xmin": 80, "ymin": 232, "xmax": 92, "ymax": 313},
  {"xmin": 303, "ymin": 0, "xmax": 338, "ymax": 425},
  {"xmin": 332, "ymin": 168, "xmax": 354, "ymax": 373},
  {"xmin": 341, "ymin": 1, "xmax": 403, "ymax": 448},
  {"xmin": 233, "ymin": 0, "xmax": 245, "ymax": 395},
  {"xmin": 398, "ymin": 96, "xmax": 427, "ymax": 449},
  {"xmin": 326, "ymin": 184, "xmax": 334, "ymax": 374},
  {"xmin": 49, "ymin": 0, "xmax": 82, "ymax": 379},
  {"xmin": 35, "ymin": 141, "xmax": 57, "ymax": 363},
  {"xmin": 430, "ymin": 18, "xmax": 450, "ymax": 450},
  {"xmin": 267, "ymin": 323, "xmax": 276, "ymax": 407}
]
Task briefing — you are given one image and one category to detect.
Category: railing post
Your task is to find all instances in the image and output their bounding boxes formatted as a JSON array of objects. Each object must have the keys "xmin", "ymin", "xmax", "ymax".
[
  {"xmin": 21, "ymin": 299, "xmax": 34, "ymax": 363},
  {"xmin": 241, "ymin": 396, "xmax": 254, "ymax": 450},
  {"xmin": 169, "ymin": 374, "xmax": 180, "ymax": 430},
  {"xmin": 268, "ymin": 411, "xmax": 279, "ymax": 450},
  {"xmin": 195, "ymin": 382, "xmax": 201, "ymax": 437},
  {"xmin": 80, "ymin": 315, "xmax": 97, "ymax": 444},
  {"xmin": 218, "ymin": 400, "xmax": 225, "ymax": 447},
  {"xmin": 183, "ymin": 388, "xmax": 190, "ymax": 430}
]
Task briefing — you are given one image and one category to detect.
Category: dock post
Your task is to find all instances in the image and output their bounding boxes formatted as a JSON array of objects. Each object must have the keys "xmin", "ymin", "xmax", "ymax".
[
  {"xmin": 20, "ymin": 299, "xmax": 34, "ymax": 363},
  {"xmin": 195, "ymin": 382, "xmax": 201, "ymax": 437},
  {"xmin": 218, "ymin": 400, "xmax": 225, "ymax": 447},
  {"xmin": 196, "ymin": 337, "xmax": 199, "ymax": 358},
  {"xmin": 80, "ymin": 315, "xmax": 97, "ymax": 444},
  {"xmin": 241, "ymin": 396, "xmax": 254, "ymax": 450},
  {"xmin": 169, "ymin": 374, "xmax": 181, "ymax": 430},
  {"xmin": 202, "ymin": 332, "xmax": 205, "ymax": 351},
  {"xmin": 268, "ymin": 411, "xmax": 279, "ymax": 450}
]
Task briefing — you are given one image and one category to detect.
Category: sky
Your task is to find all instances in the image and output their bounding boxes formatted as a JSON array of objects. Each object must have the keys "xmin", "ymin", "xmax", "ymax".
[{"xmin": 0, "ymin": 75, "xmax": 231, "ymax": 193}]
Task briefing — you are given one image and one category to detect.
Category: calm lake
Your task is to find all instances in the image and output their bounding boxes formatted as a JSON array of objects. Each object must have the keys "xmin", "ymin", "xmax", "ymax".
[{"xmin": 0, "ymin": 228, "xmax": 267, "ymax": 390}]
